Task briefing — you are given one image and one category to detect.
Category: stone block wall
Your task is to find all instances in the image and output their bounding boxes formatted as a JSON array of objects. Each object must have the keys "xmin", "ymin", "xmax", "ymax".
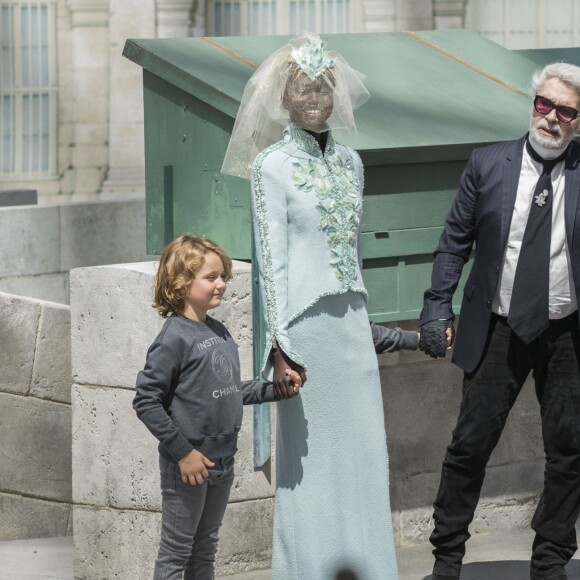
[
  {"xmin": 0, "ymin": 292, "xmax": 73, "ymax": 540},
  {"xmin": 70, "ymin": 259, "xmax": 547, "ymax": 578},
  {"xmin": 381, "ymin": 327, "xmax": 543, "ymax": 546},
  {"xmin": 0, "ymin": 197, "xmax": 150, "ymax": 304},
  {"xmin": 71, "ymin": 262, "xmax": 543, "ymax": 580},
  {"xmin": 70, "ymin": 261, "xmax": 275, "ymax": 578}
]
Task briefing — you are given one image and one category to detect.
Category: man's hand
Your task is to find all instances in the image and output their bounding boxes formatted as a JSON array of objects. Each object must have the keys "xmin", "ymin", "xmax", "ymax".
[
  {"xmin": 178, "ymin": 449, "xmax": 215, "ymax": 485},
  {"xmin": 272, "ymin": 347, "xmax": 306, "ymax": 400},
  {"xmin": 419, "ymin": 319, "xmax": 455, "ymax": 359}
]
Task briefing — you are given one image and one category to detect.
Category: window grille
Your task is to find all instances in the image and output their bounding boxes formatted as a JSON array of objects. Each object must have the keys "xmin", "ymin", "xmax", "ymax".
[
  {"xmin": 0, "ymin": 0, "xmax": 57, "ymax": 179},
  {"xmin": 206, "ymin": 0, "xmax": 351, "ymax": 36},
  {"xmin": 432, "ymin": 0, "xmax": 468, "ymax": 28},
  {"xmin": 474, "ymin": 0, "xmax": 580, "ymax": 50}
]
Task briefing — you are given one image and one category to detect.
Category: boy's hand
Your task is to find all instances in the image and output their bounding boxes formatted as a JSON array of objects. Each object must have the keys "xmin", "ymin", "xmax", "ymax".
[
  {"xmin": 178, "ymin": 449, "xmax": 215, "ymax": 485},
  {"xmin": 284, "ymin": 369, "xmax": 302, "ymax": 398},
  {"xmin": 446, "ymin": 325, "xmax": 454, "ymax": 349}
]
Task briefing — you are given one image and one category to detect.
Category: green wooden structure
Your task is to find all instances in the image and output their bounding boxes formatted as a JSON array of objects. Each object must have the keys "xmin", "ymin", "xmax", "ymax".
[
  {"xmin": 123, "ymin": 30, "xmax": 576, "ymax": 465},
  {"xmin": 122, "ymin": 29, "xmax": 550, "ymax": 322}
]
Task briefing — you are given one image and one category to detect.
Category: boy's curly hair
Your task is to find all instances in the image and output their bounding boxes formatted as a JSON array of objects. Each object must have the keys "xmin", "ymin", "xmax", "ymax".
[{"xmin": 153, "ymin": 235, "xmax": 233, "ymax": 318}]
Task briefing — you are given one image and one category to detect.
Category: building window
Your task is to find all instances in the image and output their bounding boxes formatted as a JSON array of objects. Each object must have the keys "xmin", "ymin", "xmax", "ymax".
[
  {"xmin": 432, "ymin": 0, "xmax": 467, "ymax": 29},
  {"xmin": 206, "ymin": 0, "xmax": 351, "ymax": 36},
  {"xmin": 0, "ymin": 0, "xmax": 58, "ymax": 179},
  {"xmin": 473, "ymin": 0, "xmax": 580, "ymax": 49}
]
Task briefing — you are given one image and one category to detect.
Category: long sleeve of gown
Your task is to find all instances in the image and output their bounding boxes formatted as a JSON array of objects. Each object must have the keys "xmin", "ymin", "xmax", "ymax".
[
  {"xmin": 251, "ymin": 153, "xmax": 307, "ymax": 379},
  {"xmin": 350, "ymin": 149, "xmax": 365, "ymax": 274}
]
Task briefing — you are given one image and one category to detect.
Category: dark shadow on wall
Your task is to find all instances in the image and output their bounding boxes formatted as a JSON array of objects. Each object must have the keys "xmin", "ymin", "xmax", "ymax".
[{"xmin": 381, "ymin": 355, "xmax": 546, "ymax": 512}]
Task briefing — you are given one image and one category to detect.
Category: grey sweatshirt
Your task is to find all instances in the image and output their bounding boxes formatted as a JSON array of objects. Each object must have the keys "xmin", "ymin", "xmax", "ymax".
[
  {"xmin": 370, "ymin": 321, "xmax": 419, "ymax": 353},
  {"xmin": 133, "ymin": 314, "xmax": 274, "ymax": 463}
]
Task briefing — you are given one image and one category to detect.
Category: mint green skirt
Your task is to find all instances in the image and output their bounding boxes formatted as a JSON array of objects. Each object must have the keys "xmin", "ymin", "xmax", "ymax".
[{"xmin": 271, "ymin": 292, "xmax": 398, "ymax": 580}]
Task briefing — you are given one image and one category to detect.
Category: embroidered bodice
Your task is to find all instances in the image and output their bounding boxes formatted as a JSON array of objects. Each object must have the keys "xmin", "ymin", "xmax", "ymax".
[{"xmin": 251, "ymin": 123, "xmax": 368, "ymax": 377}]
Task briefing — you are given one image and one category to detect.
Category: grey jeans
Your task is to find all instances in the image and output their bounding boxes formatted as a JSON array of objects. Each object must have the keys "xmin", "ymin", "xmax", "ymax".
[{"xmin": 153, "ymin": 453, "xmax": 234, "ymax": 580}]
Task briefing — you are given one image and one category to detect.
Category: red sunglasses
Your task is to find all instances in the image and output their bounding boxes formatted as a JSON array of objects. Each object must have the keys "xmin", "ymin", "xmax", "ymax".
[{"xmin": 534, "ymin": 95, "xmax": 580, "ymax": 123}]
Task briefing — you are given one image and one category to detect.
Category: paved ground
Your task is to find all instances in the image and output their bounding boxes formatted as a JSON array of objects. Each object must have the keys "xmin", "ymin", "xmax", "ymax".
[
  {"xmin": 1, "ymin": 527, "xmax": 580, "ymax": 579},
  {"xmin": 0, "ymin": 537, "xmax": 72, "ymax": 580}
]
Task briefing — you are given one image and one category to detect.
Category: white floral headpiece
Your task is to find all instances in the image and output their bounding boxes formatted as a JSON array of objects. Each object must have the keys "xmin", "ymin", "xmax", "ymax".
[{"xmin": 291, "ymin": 34, "xmax": 336, "ymax": 80}]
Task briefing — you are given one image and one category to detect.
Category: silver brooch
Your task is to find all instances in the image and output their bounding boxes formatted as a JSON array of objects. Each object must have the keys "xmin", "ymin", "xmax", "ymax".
[{"xmin": 535, "ymin": 189, "xmax": 549, "ymax": 207}]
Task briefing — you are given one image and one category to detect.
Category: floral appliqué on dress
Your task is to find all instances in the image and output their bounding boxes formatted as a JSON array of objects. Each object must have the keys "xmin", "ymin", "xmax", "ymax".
[{"xmin": 291, "ymin": 139, "xmax": 362, "ymax": 286}]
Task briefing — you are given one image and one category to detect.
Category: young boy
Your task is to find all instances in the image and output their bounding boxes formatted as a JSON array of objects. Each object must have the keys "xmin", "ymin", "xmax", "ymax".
[{"xmin": 133, "ymin": 235, "xmax": 300, "ymax": 580}]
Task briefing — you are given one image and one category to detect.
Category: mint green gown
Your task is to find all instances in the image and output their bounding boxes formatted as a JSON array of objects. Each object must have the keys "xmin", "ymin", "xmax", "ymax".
[{"xmin": 251, "ymin": 123, "xmax": 399, "ymax": 580}]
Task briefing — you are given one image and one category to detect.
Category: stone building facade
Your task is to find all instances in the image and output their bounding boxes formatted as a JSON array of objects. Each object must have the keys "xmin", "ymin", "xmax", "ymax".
[{"xmin": 4, "ymin": 0, "xmax": 579, "ymax": 202}]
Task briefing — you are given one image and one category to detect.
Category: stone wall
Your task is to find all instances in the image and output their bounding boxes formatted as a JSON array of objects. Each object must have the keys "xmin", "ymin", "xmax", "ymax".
[
  {"xmin": 382, "ymin": 340, "xmax": 543, "ymax": 546},
  {"xmin": 70, "ymin": 260, "xmax": 276, "ymax": 578},
  {"xmin": 70, "ymin": 260, "xmax": 545, "ymax": 578},
  {"xmin": 0, "ymin": 197, "xmax": 150, "ymax": 304},
  {"xmin": 0, "ymin": 292, "xmax": 73, "ymax": 540}
]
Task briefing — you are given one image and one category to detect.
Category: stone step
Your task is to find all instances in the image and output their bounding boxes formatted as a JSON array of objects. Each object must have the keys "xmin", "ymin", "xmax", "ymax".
[{"xmin": 1, "ymin": 528, "xmax": 580, "ymax": 580}]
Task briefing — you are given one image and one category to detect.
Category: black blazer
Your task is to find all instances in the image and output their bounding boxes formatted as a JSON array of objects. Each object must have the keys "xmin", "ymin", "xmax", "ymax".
[{"xmin": 420, "ymin": 135, "xmax": 580, "ymax": 373}]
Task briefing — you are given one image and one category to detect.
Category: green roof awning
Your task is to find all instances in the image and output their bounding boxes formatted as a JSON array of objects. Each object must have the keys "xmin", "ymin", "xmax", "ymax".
[{"xmin": 123, "ymin": 29, "xmax": 572, "ymax": 164}]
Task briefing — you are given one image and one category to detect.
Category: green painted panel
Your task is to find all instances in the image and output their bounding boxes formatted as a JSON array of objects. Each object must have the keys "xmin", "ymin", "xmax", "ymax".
[
  {"xmin": 361, "ymin": 228, "xmax": 443, "ymax": 259},
  {"xmin": 364, "ymin": 254, "xmax": 473, "ymax": 322},
  {"xmin": 363, "ymin": 193, "xmax": 454, "ymax": 232},
  {"xmin": 343, "ymin": 36, "xmax": 531, "ymax": 153},
  {"xmin": 362, "ymin": 160, "xmax": 464, "ymax": 232},
  {"xmin": 411, "ymin": 29, "xmax": 537, "ymax": 95},
  {"xmin": 363, "ymin": 256, "xmax": 399, "ymax": 320},
  {"xmin": 516, "ymin": 47, "xmax": 580, "ymax": 68},
  {"xmin": 124, "ymin": 38, "xmax": 244, "ymax": 119},
  {"xmin": 364, "ymin": 160, "xmax": 466, "ymax": 196},
  {"xmin": 143, "ymin": 71, "xmax": 251, "ymax": 258}
]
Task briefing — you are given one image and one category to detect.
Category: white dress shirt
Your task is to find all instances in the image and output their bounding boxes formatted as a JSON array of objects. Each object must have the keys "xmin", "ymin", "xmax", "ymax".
[{"xmin": 492, "ymin": 138, "xmax": 578, "ymax": 319}]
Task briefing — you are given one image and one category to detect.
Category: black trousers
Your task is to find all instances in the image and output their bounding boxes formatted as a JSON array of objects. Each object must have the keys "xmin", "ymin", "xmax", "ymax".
[{"xmin": 431, "ymin": 313, "xmax": 580, "ymax": 579}]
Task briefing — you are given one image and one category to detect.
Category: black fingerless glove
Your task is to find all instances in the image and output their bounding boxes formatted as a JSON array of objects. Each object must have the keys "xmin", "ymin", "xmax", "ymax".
[{"xmin": 419, "ymin": 319, "xmax": 454, "ymax": 359}]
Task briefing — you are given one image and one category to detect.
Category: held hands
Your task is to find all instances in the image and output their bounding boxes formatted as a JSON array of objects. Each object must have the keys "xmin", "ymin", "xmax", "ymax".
[
  {"xmin": 419, "ymin": 320, "xmax": 455, "ymax": 359},
  {"xmin": 273, "ymin": 347, "xmax": 306, "ymax": 400},
  {"xmin": 178, "ymin": 448, "xmax": 215, "ymax": 486},
  {"xmin": 285, "ymin": 369, "xmax": 303, "ymax": 396}
]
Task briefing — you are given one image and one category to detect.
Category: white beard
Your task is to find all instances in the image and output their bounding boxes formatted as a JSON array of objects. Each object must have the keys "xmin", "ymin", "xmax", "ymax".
[{"xmin": 529, "ymin": 118, "xmax": 569, "ymax": 149}]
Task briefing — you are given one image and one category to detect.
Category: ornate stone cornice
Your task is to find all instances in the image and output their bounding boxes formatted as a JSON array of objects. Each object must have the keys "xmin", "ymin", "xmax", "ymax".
[
  {"xmin": 156, "ymin": 0, "xmax": 193, "ymax": 25},
  {"xmin": 67, "ymin": 0, "xmax": 109, "ymax": 27},
  {"xmin": 156, "ymin": 0, "xmax": 195, "ymax": 35},
  {"xmin": 156, "ymin": 0, "xmax": 194, "ymax": 9}
]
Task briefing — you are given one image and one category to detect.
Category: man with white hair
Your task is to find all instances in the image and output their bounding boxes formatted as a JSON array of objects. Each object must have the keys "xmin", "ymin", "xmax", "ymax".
[{"xmin": 419, "ymin": 62, "xmax": 580, "ymax": 580}]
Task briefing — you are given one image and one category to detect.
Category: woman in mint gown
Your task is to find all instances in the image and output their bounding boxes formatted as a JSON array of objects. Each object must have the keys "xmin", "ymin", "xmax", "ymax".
[{"xmin": 222, "ymin": 34, "xmax": 419, "ymax": 580}]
